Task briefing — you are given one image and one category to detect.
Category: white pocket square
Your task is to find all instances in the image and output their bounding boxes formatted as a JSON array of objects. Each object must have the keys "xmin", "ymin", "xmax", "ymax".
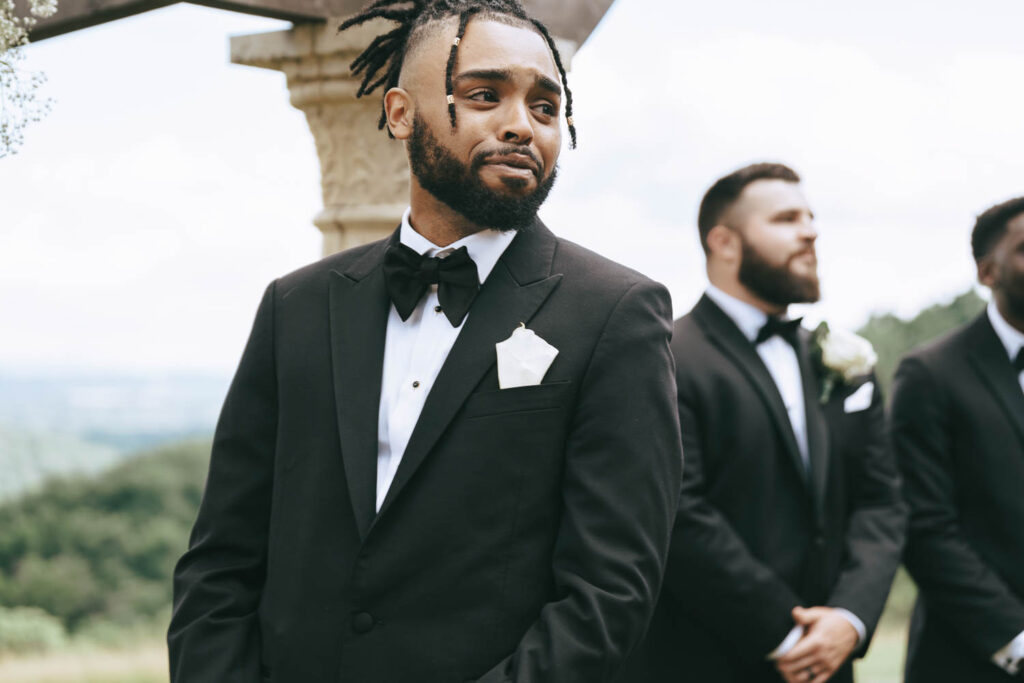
[
  {"xmin": 844, "ymin": 381, "xmax": 874, "ymax": 413},
  {"xmin": 496, "ymin": 324, "xmax": 558, "ymax": 389}
]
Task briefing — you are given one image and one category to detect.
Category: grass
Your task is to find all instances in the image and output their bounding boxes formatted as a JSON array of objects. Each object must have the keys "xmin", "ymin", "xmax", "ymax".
[
  {"xmin": 0, "ymin": 642, "xmax": 166, "ymax": 683},
  {"xmin": 855, "ymin": 626, "xmax": 908, "ymax": 683}
]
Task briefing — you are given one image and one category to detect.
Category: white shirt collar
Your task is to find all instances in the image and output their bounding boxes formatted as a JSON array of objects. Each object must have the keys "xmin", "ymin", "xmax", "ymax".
[
  {"xmin": 400, "ymin": 207, "xmax": 516, "ymax": 285},
  {"xmin": 987, "ymin": 300, "xmax": 1024, "ymax": 362},
  {"xmin": 705, "ymin": 283, "xmax": 774, "ymax": 343}
]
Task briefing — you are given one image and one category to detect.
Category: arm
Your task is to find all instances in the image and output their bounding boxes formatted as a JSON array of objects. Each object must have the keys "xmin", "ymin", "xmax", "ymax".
[
  {"xmin": 167, "ymin": 282, "xmax": 278, "ymax": 683},
  {"xmin": 475, "ymin": 280, "xmax": 683, "ymax": 683},
  {"xmin": 891, "ymin": 357, "xmax": 1024, "ymax": 660},
  {"xmin": 662, "ymin": 383, "xmax": 803, "ymax": 662},
  {"xmin": 823, "ymin": 374, "xmax": 907, "ymax": 648}
]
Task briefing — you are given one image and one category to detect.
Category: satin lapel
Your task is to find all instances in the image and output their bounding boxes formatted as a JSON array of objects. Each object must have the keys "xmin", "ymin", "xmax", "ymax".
[
  {"xmin": 797, "ymin": 332, "xmax": 829, "ymax": 517},
  {"xmin": 967, "ymin": 315, "xmax": 1024, "ymax": 446},
  {"xmin": 374, "ymin": 223, "xmax": 562, "ymax": 523},
  {"xmin": 693, "ymin": 296, "xmax": 808, "ymax": 484},
  {"xmin": 328, "ymin": 236, "xmax": 394, "ymax": 541}
]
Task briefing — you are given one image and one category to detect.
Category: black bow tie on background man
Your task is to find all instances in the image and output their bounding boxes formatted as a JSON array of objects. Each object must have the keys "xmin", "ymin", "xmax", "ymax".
[
  {"xmin": 755, "ymin": 315, "xmax": 803, "ymax": 347},
  {"xmin": 383, "ymin": 242, "xmax": 481, "ymax": 327}
]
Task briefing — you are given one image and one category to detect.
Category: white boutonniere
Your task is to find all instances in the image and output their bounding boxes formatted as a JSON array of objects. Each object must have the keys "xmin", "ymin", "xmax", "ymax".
[
  {"xmin": 495, "ymin": 323, "xmax": 559, "ymax": 389},
  {"xmin": 810, "ymin": 322, "xmax": 878, "ymax": 403}
]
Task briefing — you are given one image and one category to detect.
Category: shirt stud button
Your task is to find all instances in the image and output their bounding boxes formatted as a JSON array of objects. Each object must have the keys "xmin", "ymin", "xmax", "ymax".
[
  {"xmin": 412, "ymin": 381, "xmax": 421, "ymax": 388},
  {"xmin": 434, "ymin": 305, "xmax": 443, "ymax": 313}
]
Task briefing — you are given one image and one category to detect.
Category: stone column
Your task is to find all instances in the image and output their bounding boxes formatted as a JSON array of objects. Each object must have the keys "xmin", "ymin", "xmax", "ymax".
[{"xmin": 231, "ymin": 20, "xmax": 576, "ymax": 256}]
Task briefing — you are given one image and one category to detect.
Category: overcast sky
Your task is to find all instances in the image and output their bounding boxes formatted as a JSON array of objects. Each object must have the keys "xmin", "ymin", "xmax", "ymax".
[{"xmin": 2, "ymin": 0, "xmax": 1023, "ymax": 375}]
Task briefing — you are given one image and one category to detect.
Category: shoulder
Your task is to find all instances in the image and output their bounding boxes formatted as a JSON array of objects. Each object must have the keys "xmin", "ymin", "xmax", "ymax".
[
  {"xmin": 546, "ymin": 235, "xmax": 673, "ymax": 328},
  {"xmin": 899, "ymin": 315, "xmax": 979, "ymax": 372},
  {"xmin": 271, "ymin": 237, "xmax": 389, "ymax": 300},
  {"xmin": 551, "ymin": 236, "xmax": 664, "ymax": 297}
]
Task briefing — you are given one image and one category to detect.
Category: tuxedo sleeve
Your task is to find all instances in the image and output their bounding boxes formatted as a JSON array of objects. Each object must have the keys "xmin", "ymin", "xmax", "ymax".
[
  {"xmin": 823, "ymin": 374, "xmax": 906, "ymax": 652},
  {"xmin": 167, "ymin": 282, "xmax": 278, "ymax": 683},
  {"xmin": 660, "ymin": 379, "xmax": 803, "ymax": 661},
  {"xmin": 891, "ymin": 356, "xmax": 1024, "ymax": 659},
  {"xmin": 474, "ymin": 280, "xmax": 683, "ymax": 683}
]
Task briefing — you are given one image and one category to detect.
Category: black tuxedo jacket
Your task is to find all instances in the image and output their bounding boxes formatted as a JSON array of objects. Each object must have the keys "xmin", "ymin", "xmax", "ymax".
[
  {"xmin": 167, "ymin": 221, "xmax": 682, "ymax": 683},
  {"xmin": 891, "ymin": 313, "xmax": 1024, "ymax": 683},
  {"xmin": 621, "ymin": 295, "xmax": 906, "ymax": 683}
]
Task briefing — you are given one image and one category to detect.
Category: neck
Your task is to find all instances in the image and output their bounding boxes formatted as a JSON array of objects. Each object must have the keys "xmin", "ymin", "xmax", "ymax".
[
  {"xmin": 994, "ymin": 292, "xmax": 1024, "ymax": 335},
  {"xmin": 709, "ymin": 273, "xmax": 787, "ymax": 317},
  {"xmin": 408, "ymin": 180, "xmax": 486, "ymax": 247}
]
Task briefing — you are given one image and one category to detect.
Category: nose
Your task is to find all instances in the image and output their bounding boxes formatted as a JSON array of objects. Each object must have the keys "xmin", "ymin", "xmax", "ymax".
[
  {"xmin": 499, "ymin": 101, "xmax": 533, "ymax": 145},
  {"xmin": 800, "ymin": 216, "xmax": 818, "ymax": 242}
]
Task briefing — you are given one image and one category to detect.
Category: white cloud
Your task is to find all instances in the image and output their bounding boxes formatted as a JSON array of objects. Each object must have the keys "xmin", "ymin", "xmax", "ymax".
[{"xmin": 1, "ymin": 0, "xmax": 1022, "ymax": 372}]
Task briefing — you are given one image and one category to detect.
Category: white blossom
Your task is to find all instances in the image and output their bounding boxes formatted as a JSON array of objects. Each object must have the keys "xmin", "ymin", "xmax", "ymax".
[
  {"xmin": 820, "ymin": 327, "xmax": 878, "ymax": 382},
  {"xmin": 1, "ymin": 0, "xmax": 57, "ymax": 157}
]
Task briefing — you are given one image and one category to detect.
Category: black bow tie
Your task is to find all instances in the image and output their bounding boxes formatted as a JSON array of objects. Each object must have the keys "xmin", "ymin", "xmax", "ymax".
[
  {"xmin": 755, "ymin": 315, "xmax": 803, "ymax": 347},
  {"xmin": 383, "ymin": 242, "xmax": 480, "ymax": 327},
  {"xmin": 1014, "ymin": 348, "xmax": 1024, "ymax": 374}
]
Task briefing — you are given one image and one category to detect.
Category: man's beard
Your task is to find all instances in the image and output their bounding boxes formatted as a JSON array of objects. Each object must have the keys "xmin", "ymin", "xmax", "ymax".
[
  {"xmin": 738, "ymin": 237, "xmax": 821, "ymax": 306},
  {"xmin": 407, "ymin": 115, "xmax": 558, "ymax": 232}
]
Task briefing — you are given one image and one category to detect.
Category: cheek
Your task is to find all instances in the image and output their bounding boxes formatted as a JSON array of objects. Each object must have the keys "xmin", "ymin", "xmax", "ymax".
[{"xmin": 534, "ymin": 131, "xmax": 560, "ymax": 177}]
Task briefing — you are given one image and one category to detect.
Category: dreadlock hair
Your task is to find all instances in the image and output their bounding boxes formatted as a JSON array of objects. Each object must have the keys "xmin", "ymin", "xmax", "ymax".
[{"xmin": 338, "ymin": 0, "xmax": 577, "ymax": 149}]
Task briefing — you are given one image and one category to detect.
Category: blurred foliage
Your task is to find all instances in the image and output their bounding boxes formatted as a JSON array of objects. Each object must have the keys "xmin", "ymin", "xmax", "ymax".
[
  {"xmin": 0, "ymin": 606, "xmax": 66, "ymax": 655},
  {"xmin": 0, "ymin": 440, "xmax": 209, "ymax": 635},
  {"xmin": 857, "ymin": 288, "xmax": 987, "ymax": 395}
]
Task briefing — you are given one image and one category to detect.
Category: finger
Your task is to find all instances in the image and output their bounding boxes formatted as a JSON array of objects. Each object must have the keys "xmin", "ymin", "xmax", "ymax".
[
  {"xmin": 777, "ymin": 652, "xmax": 826, "ymax": 675},
  {"xmin": 777, "ymin": 636, "xmax": 821, "ymax": 664},
  {"xmin": 792, "ymin": 606, "xmax": 826, "ymax": 626}
]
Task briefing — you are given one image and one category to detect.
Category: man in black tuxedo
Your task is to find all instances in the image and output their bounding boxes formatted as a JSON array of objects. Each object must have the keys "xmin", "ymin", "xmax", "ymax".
[
  {"xmin": 623, "ymin": 163, "xmax": 906, "ymax": 683},
  {"xmin": 892, "ymin": 196, "xmax": 1024, "ymax": 683},
  {"xmin": 166, "ymin": 2, "xmax": 682, "ymax": 682}
]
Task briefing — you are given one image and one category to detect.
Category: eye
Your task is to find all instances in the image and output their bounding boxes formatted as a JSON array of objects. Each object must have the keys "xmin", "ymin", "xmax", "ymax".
[
  {"xmin": 467, "ymin": 89, "xmax": 498, "ymax": 103},
  {"xmin": 532, "ymin": 101, "xmax": 557, "ymax": 118}
]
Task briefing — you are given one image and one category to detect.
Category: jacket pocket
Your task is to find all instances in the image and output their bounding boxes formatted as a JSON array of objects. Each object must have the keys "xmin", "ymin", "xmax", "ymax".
[{"xmin": 462, "ymin": 381, "xmax": 571, "ymax": 419}]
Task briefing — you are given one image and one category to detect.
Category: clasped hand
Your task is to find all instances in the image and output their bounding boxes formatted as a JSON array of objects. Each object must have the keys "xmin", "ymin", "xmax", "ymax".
[{"xmin": 775, "ymin": 606, "xmax": 858, "ymax": 683}]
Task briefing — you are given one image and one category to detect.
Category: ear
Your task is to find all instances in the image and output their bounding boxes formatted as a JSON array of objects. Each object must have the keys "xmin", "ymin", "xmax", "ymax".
[
  {"xmin": 706, "ymin": 224, "xmax": 741, "ymax": 263},
  {"xmin": 383, "ymin": 87, "xmax": 414, "ymax": 140},
  {"xmin": 977, "ymin": 256, "xmax": 997, "ymax": 289}
]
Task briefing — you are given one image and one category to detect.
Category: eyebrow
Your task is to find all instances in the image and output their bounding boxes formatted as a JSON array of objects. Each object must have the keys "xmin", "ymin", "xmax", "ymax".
[{"xmin": 454, "ymin": 68, "xmax": 562, "ymax": 97}]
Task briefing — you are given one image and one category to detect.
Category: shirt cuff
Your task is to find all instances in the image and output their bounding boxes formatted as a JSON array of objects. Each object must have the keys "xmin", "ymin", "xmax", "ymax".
[
  {"xmin": 833, "ymin": 608, "xmax": 867, "ymax": 648},
  {"xmin": 767, "ymin": 624, "xmax": 805, "ymax": 660},
  {"xmin": 992, "ymin": 630, "xmax": 1024, "ymax": 675}
]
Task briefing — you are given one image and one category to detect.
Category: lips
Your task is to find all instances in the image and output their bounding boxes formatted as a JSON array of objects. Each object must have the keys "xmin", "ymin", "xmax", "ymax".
[{"xmin": 482, "ymin": 153, "xmax": 541, "ymax": 178}]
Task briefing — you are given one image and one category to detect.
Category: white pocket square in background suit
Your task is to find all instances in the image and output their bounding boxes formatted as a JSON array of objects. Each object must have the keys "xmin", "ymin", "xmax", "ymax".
[
  {"xmin": 844, "ymin": 381, "xmax": 874, "ymax": 413},
  {"xmin": 496, "ymin": 325, "xmax": 559, "ymax": 389}
]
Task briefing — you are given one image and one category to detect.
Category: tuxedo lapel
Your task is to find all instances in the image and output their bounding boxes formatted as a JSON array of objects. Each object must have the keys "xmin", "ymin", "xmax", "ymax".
[
  {"xmin": 374, "ymin": 222, "xmax": 563, "ymax": 523},
  {"xmin": 966, "ymin": 314, "xmax": 1024, "ymax": 446},
  {"xmin": 328, "ymin": 233, "xmax": 395, "ymax": 541},
  {"xmin": 797, "ymin": 332, "xmax": 830, "ymax": 518},
  {"xmin": 693, "ymin": 296, "xmax": 808, "ymax": 483}
]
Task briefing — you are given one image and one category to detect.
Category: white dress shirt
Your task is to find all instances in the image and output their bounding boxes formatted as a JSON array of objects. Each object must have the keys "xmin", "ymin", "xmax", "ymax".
[
  {"xmin": 375, "ymin": 209, "xmax": 516, "ymax": 512},
  {"xmin": 986, "ymin": 302, "xmax": 1024, "ymax": 673},
  {"xmin": 704, "ymin": 285, "xmax": 866, "ymax": 656}
]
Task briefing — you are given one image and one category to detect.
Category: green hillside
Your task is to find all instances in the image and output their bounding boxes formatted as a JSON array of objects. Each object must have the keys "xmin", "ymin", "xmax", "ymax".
[{"xmin": 0, "ymin": 440, "xmax": 209, "ymax": 639}]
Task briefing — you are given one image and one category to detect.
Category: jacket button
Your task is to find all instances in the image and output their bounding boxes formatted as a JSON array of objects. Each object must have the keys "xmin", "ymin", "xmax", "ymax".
[{"xmin": 352, "ymin": 611, "xmax": 375, "ymax": 634}]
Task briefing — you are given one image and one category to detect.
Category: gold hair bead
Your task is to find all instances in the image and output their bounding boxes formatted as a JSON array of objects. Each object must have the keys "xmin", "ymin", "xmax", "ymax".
[
  {"xmin": 566, "ymin": 116, "xmax": 574, "ymax": 126},
  {"xmin": 447, "ymin": 95, "xmax": 455, "ymax": 105},
  {"xmin": 453, "ymin": 37, "xmax": 461, "ymax": 46}
]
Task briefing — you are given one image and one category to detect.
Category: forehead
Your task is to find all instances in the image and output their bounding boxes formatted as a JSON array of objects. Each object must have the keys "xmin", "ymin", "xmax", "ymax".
[
  {"xmin": 457, "ymin": 18, "xmax": 558, "ymax": 79},
  {"xmin": 404, "ymin": 17, "xmax": 558, "ymax": 87},
  {"xmin": 1006, "ymin": 212, "xmax": 1024, "ymax": 237},
  {"xmin": 736, "ymin": 179, "xmax": 809, "ymax": 215}
]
